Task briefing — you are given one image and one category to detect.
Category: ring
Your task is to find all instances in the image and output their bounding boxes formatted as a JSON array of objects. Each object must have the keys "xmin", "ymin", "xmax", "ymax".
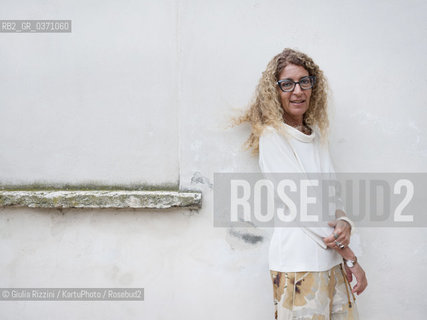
[
  {"xmin": 335, "ymin": 240, "xmax": 345, "ymax": 249},
  {"xmin": 333, "ymin": 233, "xmax": 339, "ymax": 240}
]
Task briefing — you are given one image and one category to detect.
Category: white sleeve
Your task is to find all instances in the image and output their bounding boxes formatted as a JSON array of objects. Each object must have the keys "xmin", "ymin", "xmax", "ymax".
[
  {"xmin": 258, "ymin": 127, "xmax": 301, "ymax": 173},
  {"xmin": 325, "ymin": 143, "xmax": 346, "ymax": 213},
  {"xmin": 258, "ymin": 127, "xmax": 333, "ymax": 249}
]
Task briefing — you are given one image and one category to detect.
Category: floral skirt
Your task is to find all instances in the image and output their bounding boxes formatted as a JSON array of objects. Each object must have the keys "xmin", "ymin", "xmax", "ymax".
[{"xmin": 270, "ymin": 263, "xmax": 359, "ymax": 320}]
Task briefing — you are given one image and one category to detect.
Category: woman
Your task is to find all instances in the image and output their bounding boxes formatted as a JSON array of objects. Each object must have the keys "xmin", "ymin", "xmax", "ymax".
[{"xmin": 232, "ymin": 48, "xmax": 367, "ymax": 319}]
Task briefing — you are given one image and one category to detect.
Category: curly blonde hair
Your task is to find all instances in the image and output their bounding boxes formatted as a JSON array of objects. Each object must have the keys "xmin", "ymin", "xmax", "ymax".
[{"xmin": 230, "ymin": 48, "xmax": 330, "ymax": 156}]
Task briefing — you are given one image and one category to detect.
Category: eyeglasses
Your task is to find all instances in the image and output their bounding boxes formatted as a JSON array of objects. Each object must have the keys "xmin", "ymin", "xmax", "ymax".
[{"xmin": 277, "ymin": 76, "xmax": 316, "ymax": 92}]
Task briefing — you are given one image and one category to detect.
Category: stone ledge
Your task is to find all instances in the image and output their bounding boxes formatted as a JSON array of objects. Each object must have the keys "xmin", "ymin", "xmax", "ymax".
[{"xmin": 0, "ymin": 190, "xmax": 202, "ymax": 209}]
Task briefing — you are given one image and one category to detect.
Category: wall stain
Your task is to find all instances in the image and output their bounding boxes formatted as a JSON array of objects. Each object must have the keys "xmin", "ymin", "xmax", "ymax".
[
  {"xmin": 228, "ymin": 228, "xmax": 263, "ymax": 244},
  {"xmin": 191, "ymin": 171, "xmax": 213, "ymax": 189}
]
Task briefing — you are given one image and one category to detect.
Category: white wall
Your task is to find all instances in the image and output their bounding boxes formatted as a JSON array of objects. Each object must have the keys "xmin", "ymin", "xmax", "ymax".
[
  {"xmin": 0, "ymin": 0, "xmax": 179, "ymax": 185},
  {"xmin": 1, "ymin": 0, "xmax": 426, "ymax": 319}
]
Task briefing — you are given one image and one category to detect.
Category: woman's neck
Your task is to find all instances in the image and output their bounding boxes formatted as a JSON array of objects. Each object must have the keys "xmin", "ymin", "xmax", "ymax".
[
  {"xmin": 285, "ymin": 119, "xmax": 303, "ymax": 127},
  {"xmin": 283, "ymin": 117, "xmax": 311, "ymax": 135},
  {"xmin": 283, "ymin": 113, "xmax": 303, "ymax": 126}
]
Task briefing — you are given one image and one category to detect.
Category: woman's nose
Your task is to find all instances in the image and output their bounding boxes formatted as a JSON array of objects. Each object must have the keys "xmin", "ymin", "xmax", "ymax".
[{"xmin": 293, "ymin": 83, "xmax": 303, "ymax": 94}]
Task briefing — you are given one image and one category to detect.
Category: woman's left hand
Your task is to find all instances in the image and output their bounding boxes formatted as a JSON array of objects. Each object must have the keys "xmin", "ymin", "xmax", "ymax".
[{"xmin": 323, "ymin": 220, "xmax": 351, "ymax": 249}]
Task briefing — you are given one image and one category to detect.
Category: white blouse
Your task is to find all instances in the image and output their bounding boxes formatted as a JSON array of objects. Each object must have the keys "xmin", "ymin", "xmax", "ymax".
[{"xmin": 258, "ymin": 122, "xmax": 343, "ymax": 272}]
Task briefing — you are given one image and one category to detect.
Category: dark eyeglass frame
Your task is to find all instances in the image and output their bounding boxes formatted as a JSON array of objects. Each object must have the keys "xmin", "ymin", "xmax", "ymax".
[{"xmin": 277, "ymin": 76, "xmax": 316, "ymax": 92}]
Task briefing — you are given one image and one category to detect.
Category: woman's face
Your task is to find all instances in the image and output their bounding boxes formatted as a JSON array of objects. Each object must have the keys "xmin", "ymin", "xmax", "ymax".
[{"xmin": 277, "ymin": 64, "xmax": 312, "ymax": 122}]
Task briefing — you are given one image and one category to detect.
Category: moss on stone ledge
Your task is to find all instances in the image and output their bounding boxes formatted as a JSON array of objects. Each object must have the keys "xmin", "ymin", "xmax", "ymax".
[
  {"xmin": 0, "ymin": 185, "xmax": 202, "ymax": 209},
  {"xmin": 0, "ymin": 182, "xmax": 179, "ymax": 192}
]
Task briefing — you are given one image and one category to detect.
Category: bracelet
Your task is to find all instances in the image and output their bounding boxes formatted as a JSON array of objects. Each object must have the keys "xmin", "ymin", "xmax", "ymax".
[{"xmin": 337, "ymin": 216, "xmax": 354, "ymax": 235}]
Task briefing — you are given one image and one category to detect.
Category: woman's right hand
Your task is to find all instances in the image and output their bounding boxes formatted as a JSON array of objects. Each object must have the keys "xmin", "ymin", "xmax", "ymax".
[{"xmin": 346, "ymin": 263, "xmax": 368, "ymax": 295}]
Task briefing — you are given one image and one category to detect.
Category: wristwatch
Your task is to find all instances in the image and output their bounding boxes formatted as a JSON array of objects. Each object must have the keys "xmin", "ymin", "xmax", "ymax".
[{"xmin": 343, "ymin": 256, "xmax": 358, "ymax": 268}]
